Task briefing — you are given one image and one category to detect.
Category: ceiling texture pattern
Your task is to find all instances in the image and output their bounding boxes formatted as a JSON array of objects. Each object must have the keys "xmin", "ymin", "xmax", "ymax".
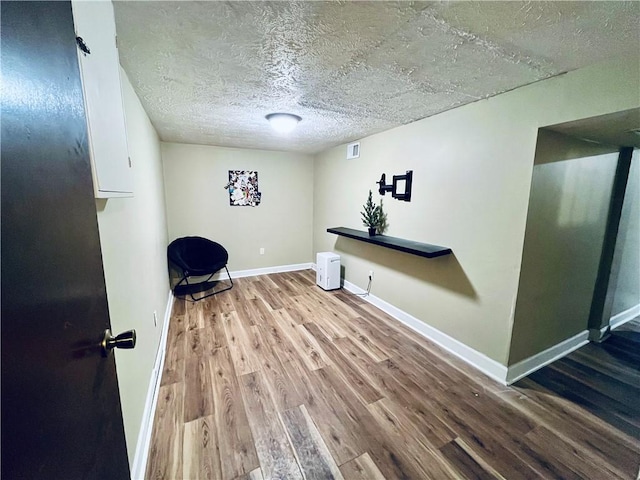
[{"xmin": 114, "ymin": 1, "xmax": 640, "ymax": 153}]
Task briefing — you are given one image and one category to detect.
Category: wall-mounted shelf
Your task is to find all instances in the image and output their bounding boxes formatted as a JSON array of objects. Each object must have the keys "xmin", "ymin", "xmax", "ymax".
[{"xmin": 327, "ymin": 227, "xmax": 452, "ymax": 259}]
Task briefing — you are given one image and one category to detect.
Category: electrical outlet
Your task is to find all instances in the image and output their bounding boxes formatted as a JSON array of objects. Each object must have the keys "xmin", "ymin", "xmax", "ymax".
[
  {"xmin": 153, "ymin": 310, "xmax": 158, "ymax": 327},
  {"xmin": 260, "ymin": 247, "xmax": 265, "ymax": 255},
  {"xmin": 369, "ymin": 270, "xmax": 374, "ymax": 280}
]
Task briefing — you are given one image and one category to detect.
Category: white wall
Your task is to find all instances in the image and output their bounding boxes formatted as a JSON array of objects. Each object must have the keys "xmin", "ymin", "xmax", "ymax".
[
  {"xmin": 509, "ymin": 133, "xmax": 618, "ymax": 364},
  {"xmin": 313, "ymin": 58, "xmax": 640, "ymax": 365},
  {"xmin": 162, "ymin": 143, "xmax": 314, "ymax": 272},
  {"xmin": 611, "ymin": 150, "xmax": 640, "ymax": 317},
  {"xmin": 96, "ymin": 69, "xmax": 170, "ymax": 464}
]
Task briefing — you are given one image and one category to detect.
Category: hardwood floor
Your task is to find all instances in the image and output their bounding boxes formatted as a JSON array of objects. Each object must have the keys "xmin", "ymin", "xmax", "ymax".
[
  {"xmin": 520, "ymin": 318, "xmax": 640, "ymax": 441},
  {"xmin": 146, "ymin": 270, "xmax": 640, "ymax": 479}
]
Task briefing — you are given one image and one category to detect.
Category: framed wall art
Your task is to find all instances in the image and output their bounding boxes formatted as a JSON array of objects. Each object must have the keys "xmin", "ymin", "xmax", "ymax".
[{"xmin": 225, "ymin": 170, "xmax": 261, "ymax": 206}]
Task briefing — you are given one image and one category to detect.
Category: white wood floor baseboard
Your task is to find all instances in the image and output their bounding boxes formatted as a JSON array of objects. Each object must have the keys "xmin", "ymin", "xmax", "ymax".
[
  {"xmin": 214, "ymin": 262, "xmax": 313, "ymax": 280},
  {"xmin": 342, "ymin": 279, "xmax": 509, "ymax": 385},
  {"xmin": 505, "ymin": 330, "xmax": 589, "ymax": 385},
  {"xmin": 610, "ymin": 303, "xmax": 640, "ymax": 330},
  {"xmin": 131, "ymin": 290, "xmax": 174, "ymax": 480}
]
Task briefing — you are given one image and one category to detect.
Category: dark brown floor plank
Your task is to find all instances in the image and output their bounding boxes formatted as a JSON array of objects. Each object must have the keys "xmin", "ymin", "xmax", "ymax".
[
  {"xmin": 366, "ymin": 398, "xmax": 460, "ymax": 479},
  {"xmin": 283, "ymin": 359, "xmax": 369, "ymax": 466},
  {"xmin": 239, "ymin": 372, "xmax": 303, "ymax": 480},
  {"xmin": 287, "ymin": 293, "xmax": 349, "ymax": 338},
  {"xmin": 439, "ymin": 438, "xmax": 503, "ymax": 480},
  {"xmin": 281, "ymin": 405, "xmax": 344, "ymax": 480},
  {"xmin": 551, "ymin": 356, "xmax": 639, "ymax": 409},
  {"xmin": 160, "ymin": 308, "xmax": 186, "ymax": 386},
  {"xmin": 338, "ymin": 452, "xmax": 386, "ymax": 480},
  {"xmin": 209, "ymin": 346, "xmax": 260, "ymax": 479},
  {"xmin": 527, "ymin": 360, "xmax": 640, "ymax": 439},
  {"xmin": 203, "ymin": 301, "xmax": 228, "ymax": 351},
  {"xmin": 252, "ymin": 280, "xmax": 284, "ymax": 310},
  {"xmin": 271, "ymin": 308, "xmax": 332, "ymax": 371},
  {"xmin": 146, "ymin": 383, "xmax": 184, "ymax": 479},
  {"xmin": 248, "ymin": 297, "xmax": 274, "ymax": 325},
  {"xmin": 255, "ymin": 326, "xmax": 304, "ymax": 412},
  {"xmin": 229, "ymin": 289, "xmax": 259, "ymax": 328},
  {"xmin": 524, "ymin": 425, "xmax": 626, "ymax": 480},
  {"xmin": 572, "ymin": 345, "xmax": 640, "ymax": 387},
  {"xmin": 510, "ymin": 378, "xmax": 639, "ymax": 478},
  {"xmin": 304, "ymin": 322, "xmax": 383, "ymax": 404},
  {"xmin": 182, "ymin": 415, "xmax": 222, "ymax": 480},
  {"xmin": 183, "ymin": 329, "xmax": 214, "ymax": 423},
  {"xmin": 368, "ymin": 359, "xmax": 457, "ymax": 447},
  {"xmin": 232, "ymin": 467, "xmax": 264, "ymax": 480},
  {"xmin": 223, "ymin": 311, "xmax": 262, "ymax": 376}
]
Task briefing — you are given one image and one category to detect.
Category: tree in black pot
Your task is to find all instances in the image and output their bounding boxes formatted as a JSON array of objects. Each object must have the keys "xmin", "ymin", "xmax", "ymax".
[{"xmin": 361, "ymin": 190, "xmax": 380, "ymax": 236}]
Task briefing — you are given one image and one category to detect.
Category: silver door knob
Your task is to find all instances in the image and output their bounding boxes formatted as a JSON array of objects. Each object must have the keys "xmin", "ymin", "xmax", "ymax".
[{"xmin": 101, "ymin": 329, "xmax": 136, "ymax": 356}]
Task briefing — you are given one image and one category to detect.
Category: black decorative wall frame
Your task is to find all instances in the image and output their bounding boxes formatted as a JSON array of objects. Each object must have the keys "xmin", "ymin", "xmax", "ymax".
[{"xmin": 377, "ymin": 170, "xmax": 413, "ymax": 201}]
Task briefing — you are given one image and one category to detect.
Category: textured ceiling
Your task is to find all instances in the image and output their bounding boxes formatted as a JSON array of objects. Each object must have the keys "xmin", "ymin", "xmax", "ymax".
[{"xmin": 114, "ymin": 1, "xmax": 640, "ymax": 154}]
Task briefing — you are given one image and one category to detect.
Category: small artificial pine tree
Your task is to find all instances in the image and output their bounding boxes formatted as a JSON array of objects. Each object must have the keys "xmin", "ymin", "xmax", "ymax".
[
  {"xmin": 361, "ymin": 189, "xmax": 380, "ymax": 230},
  {"xmin": 377, "ymin": 198, "xmax": 388, "ymax": 234}
]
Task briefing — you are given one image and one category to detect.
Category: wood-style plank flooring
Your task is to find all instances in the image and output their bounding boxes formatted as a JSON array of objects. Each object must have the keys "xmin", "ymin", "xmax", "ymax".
[
  {"xmin": 146, "ymin": 270, "xmax": 639, "ymax": 479},
  {"xmin": 521, "ymin": 318, "xmax": 640, "ymax": 440}
]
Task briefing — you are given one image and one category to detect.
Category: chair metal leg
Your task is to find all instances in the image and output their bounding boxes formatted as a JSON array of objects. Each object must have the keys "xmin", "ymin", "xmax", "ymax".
[{"xmin": 172, "ymin": 266, "xmax": 233, "ymax": 302}]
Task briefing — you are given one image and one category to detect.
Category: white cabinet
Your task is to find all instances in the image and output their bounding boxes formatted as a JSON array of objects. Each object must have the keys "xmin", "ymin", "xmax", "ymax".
[{"xmin": 72, "ymin": 0, "xmax": 132, "ymax": 198}]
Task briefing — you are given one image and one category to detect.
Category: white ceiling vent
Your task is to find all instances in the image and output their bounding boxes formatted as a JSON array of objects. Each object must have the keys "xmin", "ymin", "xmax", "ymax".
[{"xmin": 347, "ymin": 141, "xmax": 360, "ymax": 160}]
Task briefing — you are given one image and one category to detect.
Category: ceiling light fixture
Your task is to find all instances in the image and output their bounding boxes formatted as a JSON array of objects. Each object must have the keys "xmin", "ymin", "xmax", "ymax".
[{"xmin": 266, "ymin": 113, "xmax": 301, "ymax": 134}]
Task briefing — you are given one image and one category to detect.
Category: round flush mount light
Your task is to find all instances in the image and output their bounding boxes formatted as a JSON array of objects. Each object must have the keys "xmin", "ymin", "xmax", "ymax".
[{"xmin": 266, "ymin": 113, "xmax": 302, "ymax": 134}]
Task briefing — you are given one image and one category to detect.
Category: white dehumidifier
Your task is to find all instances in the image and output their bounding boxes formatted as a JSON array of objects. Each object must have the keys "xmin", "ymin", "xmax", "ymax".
[{"xmin": 316, "ymin": 252, "xmax": 340, "ymax": 291}]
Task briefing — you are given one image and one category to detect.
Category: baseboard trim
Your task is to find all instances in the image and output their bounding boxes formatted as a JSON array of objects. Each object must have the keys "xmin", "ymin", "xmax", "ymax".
[
  {"xmin": 610, "ymin": 303, "xmax": 640, "ymax": 330},
  {"xmin": 213, "ymin": 262, "xmax": 313, "ymax": 280},
  {"xmin": 588, "ymin": 324, "xmax": 611, "ymax": 343},
  {"xmin": 131, "ymin": 290, "xmax": 174, "ymax": 480},
  {"xmin": 505, "ymin": 330, "xmax": 589, "ymax": 385},
  {"xmin": 342, "ymin": 280, "xmax": 508, "ymax": 385}
]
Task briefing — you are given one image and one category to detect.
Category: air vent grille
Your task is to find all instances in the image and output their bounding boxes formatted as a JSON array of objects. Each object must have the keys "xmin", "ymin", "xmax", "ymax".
[{"xmin": 347, "ymin": 141, "xmax": 360, "ymax": 159}]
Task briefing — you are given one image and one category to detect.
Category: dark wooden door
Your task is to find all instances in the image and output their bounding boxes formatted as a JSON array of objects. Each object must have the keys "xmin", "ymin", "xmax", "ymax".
[{"xmin": 1, "ymin": 2, "xmax": 130, "ymax": 478}]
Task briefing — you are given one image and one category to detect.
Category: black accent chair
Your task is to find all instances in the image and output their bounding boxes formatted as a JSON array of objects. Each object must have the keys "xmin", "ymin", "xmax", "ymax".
[{"xmin": 167, "ymin": 236, "xmax": 233, "ymax": 301}]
